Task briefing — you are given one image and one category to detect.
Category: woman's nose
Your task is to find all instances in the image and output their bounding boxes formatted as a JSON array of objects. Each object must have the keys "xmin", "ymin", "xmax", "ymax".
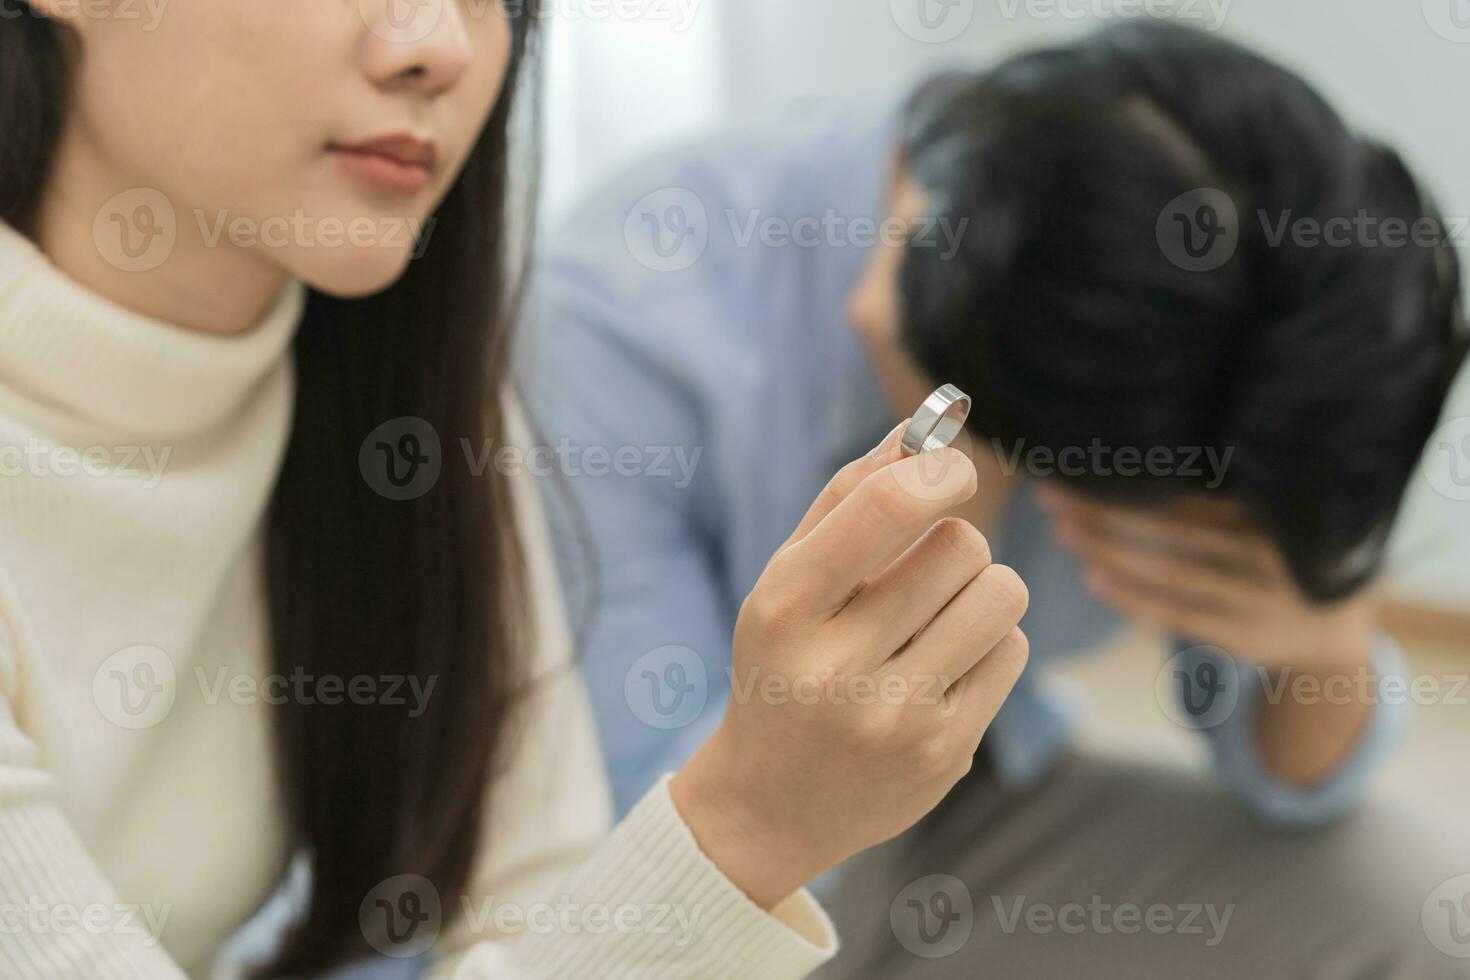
[{"xmin": 359, "ymin": 0, "xmax": 473, "ymax": 97}]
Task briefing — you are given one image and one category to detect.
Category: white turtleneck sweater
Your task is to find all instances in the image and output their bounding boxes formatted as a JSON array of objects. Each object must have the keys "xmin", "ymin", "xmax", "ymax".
[{"xmin": 0, "ymin": 220, "xmax": 836, "ymax": 979}]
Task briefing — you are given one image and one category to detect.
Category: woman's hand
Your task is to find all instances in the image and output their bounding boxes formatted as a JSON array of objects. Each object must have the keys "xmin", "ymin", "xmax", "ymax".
[{"xmin": 671, "ymin": 423, "xmax": 1030, "ymax": 909}]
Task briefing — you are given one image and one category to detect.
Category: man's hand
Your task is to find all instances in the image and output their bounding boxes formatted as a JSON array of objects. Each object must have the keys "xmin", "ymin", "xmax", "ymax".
[
  {"xmin": 1037, "ymin": 483, "xmax": 1378, "ymax": 785},
  {"xmin": 1037, "ymin": 485, "xmax": 1375, "ymax": 671}
]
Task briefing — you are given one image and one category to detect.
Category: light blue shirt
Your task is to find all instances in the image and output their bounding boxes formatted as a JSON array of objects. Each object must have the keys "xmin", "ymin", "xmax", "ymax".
[{"xmin": 520, "ymin": 86, "xmax": 1408, "ymax": 830}]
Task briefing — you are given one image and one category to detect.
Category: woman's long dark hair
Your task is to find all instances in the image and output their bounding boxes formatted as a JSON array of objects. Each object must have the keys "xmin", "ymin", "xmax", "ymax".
[
  {"xmin": 899, "ymin": 21, "xmax": 1468, "ymax": 601},
  {"xmin": 2, "ymin": 4, "xmax": 539, "ymax": 975}
]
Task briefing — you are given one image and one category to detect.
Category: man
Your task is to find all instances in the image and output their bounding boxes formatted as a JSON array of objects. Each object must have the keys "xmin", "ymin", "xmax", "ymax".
[{"xmin": 521, "ymin": 23, "xmax": 1467, "ymax": 978}]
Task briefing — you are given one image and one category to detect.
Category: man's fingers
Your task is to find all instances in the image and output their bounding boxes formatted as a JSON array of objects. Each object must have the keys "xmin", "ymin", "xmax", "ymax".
[
  {"xmin": 778, "ymin": 420, "xmax": 909, "ymax": 552},
  {"xmin": 1084, "ymin": 566, "xmax": 1231, "ymax": 645},
  {"xmin": 1063, "ymin": 520, "xmax": 1260, "ymax": 612},
  {"xmin": 1051, "ymin": 497, "xmax": 1266, "ymax": 574},
  {"xmin": 771, "ymin": 447, "xmax": 979, "ymax": 615}
]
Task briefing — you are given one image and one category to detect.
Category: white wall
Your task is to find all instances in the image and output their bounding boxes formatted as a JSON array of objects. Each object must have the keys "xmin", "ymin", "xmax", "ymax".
[
  {"xmin": 539, "ymin": 0, "xmax": 1470, "ymax": 609},
  {"xmin": 539, "ymin": 3, "xmax": 725, "ymax": 219}
]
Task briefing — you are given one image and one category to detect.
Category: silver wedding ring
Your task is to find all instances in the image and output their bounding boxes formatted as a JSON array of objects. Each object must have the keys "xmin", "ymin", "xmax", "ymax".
[{"xmin": 900, "ymin": 384, "xmax": 972, "ymax": 456}]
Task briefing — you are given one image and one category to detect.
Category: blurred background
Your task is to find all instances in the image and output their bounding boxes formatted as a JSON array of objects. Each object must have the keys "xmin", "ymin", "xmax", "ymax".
[{"xmin": 534, "ymin": 0, "xmax": 1470, "ymax": 811}]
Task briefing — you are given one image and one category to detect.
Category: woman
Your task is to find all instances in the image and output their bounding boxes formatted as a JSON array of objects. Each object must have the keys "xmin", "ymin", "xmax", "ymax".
[{"xmin": 0, "ymin": 1, "xmax": 1031, "ymax": 977}]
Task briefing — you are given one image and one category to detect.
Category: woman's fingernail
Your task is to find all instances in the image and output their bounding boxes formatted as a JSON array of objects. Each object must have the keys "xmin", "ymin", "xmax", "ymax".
[{"xmin": 871, "ymin": 419, "xmax": 909, "ymax": 457}]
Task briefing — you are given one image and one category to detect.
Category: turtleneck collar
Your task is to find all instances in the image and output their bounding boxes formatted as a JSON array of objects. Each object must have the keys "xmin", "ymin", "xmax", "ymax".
[{"xmin": 0, "ymin": 219, "xmax": 305, "ymax": 441}]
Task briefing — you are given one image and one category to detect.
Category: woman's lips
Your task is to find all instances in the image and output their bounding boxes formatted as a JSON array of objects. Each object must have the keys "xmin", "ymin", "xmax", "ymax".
[{"xmin": 329, "ymin": 134, "xmax": 437, "ymax": 194}]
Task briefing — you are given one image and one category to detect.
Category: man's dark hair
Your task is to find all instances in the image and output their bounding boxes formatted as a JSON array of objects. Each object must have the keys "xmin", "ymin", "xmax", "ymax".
[{"xmin": 898, "ymin": 21, "xmax": 1468, "ymax": 601}]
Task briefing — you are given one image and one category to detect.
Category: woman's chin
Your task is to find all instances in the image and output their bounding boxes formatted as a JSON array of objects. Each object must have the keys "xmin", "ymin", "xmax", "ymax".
[{"xmin": 294, "ymin": 246, "xmax": 417, "ymax": 299}]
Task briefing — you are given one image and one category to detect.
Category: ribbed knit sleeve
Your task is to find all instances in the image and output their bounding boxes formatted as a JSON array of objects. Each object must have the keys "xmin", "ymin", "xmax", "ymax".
[
  {"xmin": 434, "ymin": 776, "xmax": 837, "ymax": 980},
  {"xmin": 0, "ymin": 596, "xmax": 187, "ymax": 979},
  {"xmin": 0, "ymin": 607, "xmax": 834, "ymax": 980}
]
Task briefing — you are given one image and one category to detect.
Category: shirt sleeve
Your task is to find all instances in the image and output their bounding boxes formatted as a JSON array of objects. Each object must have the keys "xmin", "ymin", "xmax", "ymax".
[
  {"xmin": 1181, "ymin": 634, "xmax": 1410, "ymax": 829},
  {"xmin": 517, "ymin": 272, "xmax": 734, "ymax": 816}
]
